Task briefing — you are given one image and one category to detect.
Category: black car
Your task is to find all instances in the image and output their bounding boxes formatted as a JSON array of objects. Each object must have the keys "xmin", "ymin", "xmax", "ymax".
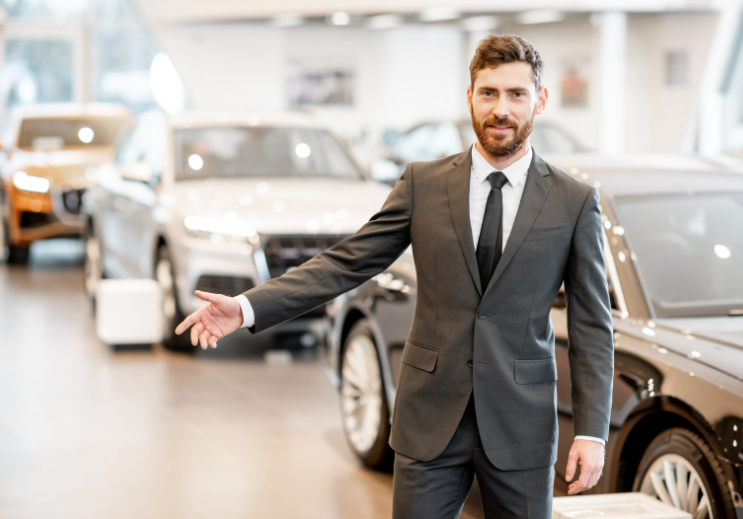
[{"xmin": 323, "ymin": 153, "xmax": 743, "ymax": 519}]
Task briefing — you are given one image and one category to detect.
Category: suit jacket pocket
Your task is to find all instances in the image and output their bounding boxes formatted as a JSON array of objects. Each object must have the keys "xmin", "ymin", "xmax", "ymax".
[
  {"xmin": 514, "ymin": 358, "xmax": 557, "ymax": 384},
  {"xmin": 523, "ymin": 226, "xmax": 570, "ymax": 242},
  {"xmin": 402, "ymin": 341, "xmax": 438, "ymax": 373}
]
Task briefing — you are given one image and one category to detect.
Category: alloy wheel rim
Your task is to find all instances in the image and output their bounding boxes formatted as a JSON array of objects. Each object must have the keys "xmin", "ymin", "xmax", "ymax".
[
  {"xmin": 340, "ymin": 334, "xmax": 383, "ymax": 454},
  {"xmin": 640, "ymin": 453, "xmax": 714, "ymax": 519},
  {"xmin": 84, "ymin": 236, "xmax": 101, "ymax": 298},
  {"xmin": 156, "ymin": 255, "xmax": 176, "ymax": 335}
]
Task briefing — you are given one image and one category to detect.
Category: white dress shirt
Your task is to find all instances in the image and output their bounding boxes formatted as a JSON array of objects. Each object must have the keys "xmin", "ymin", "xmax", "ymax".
[{"xmin": 235, "ymin": 144, "xmax": 604, "ymax": 446}]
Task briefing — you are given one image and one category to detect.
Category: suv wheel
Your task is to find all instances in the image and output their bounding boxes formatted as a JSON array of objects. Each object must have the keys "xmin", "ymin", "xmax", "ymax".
[
  {"xmin": 84, "ymin": 224, "xmax": 103, "ymax": 306},
  {"xmin": 155, "ymin": 246, "xmax": 192, "ymax": 352},
  {"xmin": 3, "ymin": 219, "xmax": 28, "ymax": 264},
  {"xmin": 634, "ymin": 427, "xmax": 736, "ymax": 519},
  {"xmin": 340, "ymin": 319, "xmax": 394, "ymax": 470}
]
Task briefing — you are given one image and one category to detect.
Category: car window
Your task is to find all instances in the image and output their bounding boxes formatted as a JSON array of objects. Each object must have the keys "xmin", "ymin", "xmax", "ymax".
[
  {"xmin": 616, "ymin": 193, "xmax": 743, "ymax": 317},
  {"xmin": 173, "ymin": 126, "xmax": 361, "ymax": 181},
  {"xmin": 392, "ymin": 123, "xmax": 463, "ymax": 163},
  {"xmin": 17, "ymin": 117, "xmax": 128, "ymax": 150}
]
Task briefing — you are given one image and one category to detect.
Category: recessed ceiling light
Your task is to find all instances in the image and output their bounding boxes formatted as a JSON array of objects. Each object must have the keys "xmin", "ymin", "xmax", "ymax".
[
  {"xmin": 420, "ymin": 6, "xmax": 460, "ymax": 22},
  {"xmin": 517, "ymin": 9, "xmax": 565, "ymax": 25},
  {"xmin": 328, "ymin": 11, "xmax": 351, "ymax": 26}
]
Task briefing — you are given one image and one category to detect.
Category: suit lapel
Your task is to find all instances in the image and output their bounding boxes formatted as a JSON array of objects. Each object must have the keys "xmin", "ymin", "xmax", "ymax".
[
  {"xmin": 446, "ymin": 147, "xmax": 482, "ymax": 295},
  {"xmin": 484, "ymin": 152, "xmax": 552, "ymax": 296}
]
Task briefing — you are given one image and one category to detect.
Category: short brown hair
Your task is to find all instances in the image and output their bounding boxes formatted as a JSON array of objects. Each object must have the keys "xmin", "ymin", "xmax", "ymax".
[{"xmin": 469, "ymin": 35, "xmax": 543, "ymax": 92}]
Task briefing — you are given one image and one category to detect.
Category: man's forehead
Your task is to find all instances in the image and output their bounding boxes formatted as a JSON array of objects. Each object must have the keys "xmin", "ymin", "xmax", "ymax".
[{"xmin": 474, "ymin": 63, "xmax": 535, "ymax": 90}]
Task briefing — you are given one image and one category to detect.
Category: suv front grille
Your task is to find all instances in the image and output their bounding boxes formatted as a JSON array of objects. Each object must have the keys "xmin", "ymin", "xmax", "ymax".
[
  {"xmin": 262, "ymin": 235, "xmax": 348, "ymax": 278},
  {"xmin": 195, "ymin": 275, "xmax": 255, "ymax": 296}
]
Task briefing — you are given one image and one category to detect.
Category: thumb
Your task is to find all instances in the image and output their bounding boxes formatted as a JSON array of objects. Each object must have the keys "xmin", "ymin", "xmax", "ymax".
[
  {"xmin": 565, "ymin": 448, "xmax": 579, "ymax": 482},
  {"xmin": 194, "ymin": 290, "xmax": 223, "ymax": 305}
]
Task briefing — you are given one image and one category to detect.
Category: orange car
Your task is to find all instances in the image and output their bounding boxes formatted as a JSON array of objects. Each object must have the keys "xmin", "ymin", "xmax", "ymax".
[{"xmin": 0, "ymin": 104, "xmax": 131, "ymax": 263}]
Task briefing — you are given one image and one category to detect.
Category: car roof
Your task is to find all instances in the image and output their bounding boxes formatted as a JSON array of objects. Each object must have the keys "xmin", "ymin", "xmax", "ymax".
[
  {"xmin": 10, "ymin": 103, "xmax": 131, "ymax": 119},
  {"xmin": 168, "ymin": 110, "xmax": 325, "ymax": 129},
  {"xmin": 544, "ymin": 153, "xmax": 743, "ymax": 198}
]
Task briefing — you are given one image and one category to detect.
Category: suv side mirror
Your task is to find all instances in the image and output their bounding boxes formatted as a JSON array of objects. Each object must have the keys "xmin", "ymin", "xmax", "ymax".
[{"xmin": 120, "ymin": 161, "xmax": 153, "ymax": 183}]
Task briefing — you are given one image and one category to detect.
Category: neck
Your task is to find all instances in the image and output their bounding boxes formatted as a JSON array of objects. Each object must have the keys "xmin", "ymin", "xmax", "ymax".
[{"xmin": 474, "ymin": 140, "xmax": 531, "ymax": 170}]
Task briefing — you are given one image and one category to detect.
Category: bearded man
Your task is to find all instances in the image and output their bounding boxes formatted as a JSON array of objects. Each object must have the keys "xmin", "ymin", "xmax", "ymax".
[{"xmin": 176, "ymin": 34, "xmax": 614, "ymax": 519}]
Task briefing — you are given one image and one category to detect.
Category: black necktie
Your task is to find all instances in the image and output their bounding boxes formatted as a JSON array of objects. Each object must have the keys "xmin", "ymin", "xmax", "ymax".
[{"xmin": 476, "ymin": 172, "xmax": 509, "ymax": 289}]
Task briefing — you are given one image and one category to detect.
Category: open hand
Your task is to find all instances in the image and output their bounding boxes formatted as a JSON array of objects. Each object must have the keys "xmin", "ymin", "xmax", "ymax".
[
  {"xmin": 174, "ymin": 290, "xmax": 243, "ymax": 349},
  {"xmin": 565, "ymin": 439, "xmax": 605, "ymax": 495}
]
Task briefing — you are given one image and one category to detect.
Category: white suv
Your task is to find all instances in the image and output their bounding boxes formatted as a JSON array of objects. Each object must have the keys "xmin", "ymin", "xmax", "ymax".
[{"xmin": 85, "ymin": 110, "xmax": 391, "ymax": 350}]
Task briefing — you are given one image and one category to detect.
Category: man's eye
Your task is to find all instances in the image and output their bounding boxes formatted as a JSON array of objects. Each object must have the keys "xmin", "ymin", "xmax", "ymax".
[{"xmin": 514, "ymin": 92, "xmax": 523, "ymax": 97}]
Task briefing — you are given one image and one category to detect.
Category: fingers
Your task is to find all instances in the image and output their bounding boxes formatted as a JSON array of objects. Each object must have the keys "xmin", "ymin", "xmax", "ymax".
[
  {"xmin": 208, "ymin": 335, "xmax": 218, "ymax": 348},
  {"xmin": 198, "ymin": 329, "xmax": 210, "ymax": 350},
  {"xmin": 175, "ymin": 312, "xmax": 199, "ymax": 335},
  {"xmin": 565, "ymin": 448, "xmax": 578, "ymax": 482},
  {"xmin": 190, "ymin": 322, "xmax": 204, "ymax": 346}
]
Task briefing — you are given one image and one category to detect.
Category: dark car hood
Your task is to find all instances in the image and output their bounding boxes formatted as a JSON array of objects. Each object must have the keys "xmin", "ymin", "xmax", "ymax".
[{"xmin": 651, "ymin": 316, "xmax": 743, "ymax": 381}]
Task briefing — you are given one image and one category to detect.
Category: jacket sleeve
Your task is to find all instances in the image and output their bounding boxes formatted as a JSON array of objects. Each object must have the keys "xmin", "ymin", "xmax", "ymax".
[
  {"xmin": 243, "ymin": 165, "xmax": 414, "ymax": 333},
  {"xmin": 563, "ymin": 186, "xmax": 614, "ymax": 441}
]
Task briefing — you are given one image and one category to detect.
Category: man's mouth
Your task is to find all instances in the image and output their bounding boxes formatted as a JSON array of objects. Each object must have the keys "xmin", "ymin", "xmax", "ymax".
[{"xmin": 486, "ymin": 124, "xmax": 515, "ymax": 134}]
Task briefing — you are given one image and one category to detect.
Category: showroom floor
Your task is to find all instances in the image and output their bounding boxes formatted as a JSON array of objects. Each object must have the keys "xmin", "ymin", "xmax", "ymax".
[{"xmin": 0, "ymin": 240, "xmax": 484, "ymax": 519}]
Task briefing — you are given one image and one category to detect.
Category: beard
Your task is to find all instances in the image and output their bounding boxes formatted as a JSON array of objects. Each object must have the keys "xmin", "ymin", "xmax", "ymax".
[{"xmin": 470, "ymin": 106, "xmax": 535, "ymax": 159}]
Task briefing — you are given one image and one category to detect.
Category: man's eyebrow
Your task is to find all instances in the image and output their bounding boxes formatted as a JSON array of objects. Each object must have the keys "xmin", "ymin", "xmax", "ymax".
[{"xmin": 477, "ymin": 86, "xmax": 529, "ymax": 93}]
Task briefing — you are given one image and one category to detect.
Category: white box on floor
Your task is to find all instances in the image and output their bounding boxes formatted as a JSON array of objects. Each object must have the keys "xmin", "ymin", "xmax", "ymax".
[
  {"xmin": 96, "ymin": 279, "xmax": 163, "ymax": 345},
  {"xmin": 553, "ymin": 493, "xmax": 691, "ymax": 519}
]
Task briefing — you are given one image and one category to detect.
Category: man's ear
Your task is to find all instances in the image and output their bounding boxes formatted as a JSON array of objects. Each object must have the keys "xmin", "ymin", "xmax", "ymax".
[
  {"xmin": 466, "ymin": 84, "xmax": 473, "ymax": 111},
  {"xmin": 535, "ymin": 86, "xmax": 549, "ymax": 115}
]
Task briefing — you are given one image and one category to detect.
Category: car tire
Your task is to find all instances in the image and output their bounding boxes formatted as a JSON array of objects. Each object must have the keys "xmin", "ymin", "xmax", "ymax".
[
  {"xmin": 634, "ymin": 427, "xmax": 736, "ymax": 519},
  {"xmin": 83, "ymin": 223, "xmax": 103, "ymax": 308},
  {"xmin": 155, "ymin": 245, "xmax": 192, "ymax": 353},
  {"xmin": 340, "ymin": 319, "xmax": 394, "ymax": 471},
  {"xmin": 0, "ymin": 219, "xmax": 8, "ymax": 263},
  {"xmin": 3, "ymin": 219, "xmax": 29, "ymax": 264}
]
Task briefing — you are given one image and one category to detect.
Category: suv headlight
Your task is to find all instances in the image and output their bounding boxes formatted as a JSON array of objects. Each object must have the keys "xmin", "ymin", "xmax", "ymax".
[
  {"xmin": 13, "ymin": 171, "xmax": 51, "ymax": 193},
  {"xmin": 184, "ymin": 216, "xmax": 260, "ymax": 245}
]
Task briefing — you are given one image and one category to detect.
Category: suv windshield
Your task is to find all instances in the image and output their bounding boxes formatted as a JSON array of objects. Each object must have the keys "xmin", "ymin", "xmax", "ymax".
[
  {"xmin": 616, "ymin": 193, "xmax": 743, "ymax": 317},
  {"xmin": 18, "ymin": 117, "xmax": 128, "ymax": 149},
  {"xmin": 174, "ymin": 126, "xmax": 362, "ymax": 180}
]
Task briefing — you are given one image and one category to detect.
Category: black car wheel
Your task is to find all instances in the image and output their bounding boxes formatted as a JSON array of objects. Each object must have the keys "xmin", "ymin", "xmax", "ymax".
[
  {"xmin": 155, "ymin": 246, "xmax": 192, "ymax": 353},
  {"xmin": 634, "ymin": 427, "xmax": 736, "ymax": 519},
  {"xmin": 83, "ymin": 224, "xmax": 103, "ymax": 306},
  {"xmin": 3, "ymin": 219, "xmax": 28, "ymax": 264},
  {"xmin": 340, "ymin": 319, "xmax": 394, "ymax": 470}
]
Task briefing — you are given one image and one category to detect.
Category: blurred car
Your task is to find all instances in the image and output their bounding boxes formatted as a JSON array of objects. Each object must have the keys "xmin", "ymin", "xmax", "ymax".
[
  {"xmin": 0, "ymin": 103, "xmax": 131, "ymax": 263},
  {"xmin": 370, "ymin": 119, "xmax": 584, "ymax": 183},
  {"xmin": 324, "ymin": 153, "xmax": 743, "ymax": 519},
  {"xmin": 84, "ymin": 110, "xmax": 391, "ymax": 350}
]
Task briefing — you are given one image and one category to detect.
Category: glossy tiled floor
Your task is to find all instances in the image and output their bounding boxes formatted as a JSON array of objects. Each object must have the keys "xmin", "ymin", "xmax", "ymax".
[{"xmin": 0, "ymin": 240, "xmax": 484, "ymax": 519}]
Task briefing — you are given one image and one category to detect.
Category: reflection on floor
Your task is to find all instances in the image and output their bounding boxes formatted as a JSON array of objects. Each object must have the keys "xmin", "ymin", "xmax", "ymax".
[{"xmin": 0, "ymin": 239, "xmax": 484, "ymax": 519}]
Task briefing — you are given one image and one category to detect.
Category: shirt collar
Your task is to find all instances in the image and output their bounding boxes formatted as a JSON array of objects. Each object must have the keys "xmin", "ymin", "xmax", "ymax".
[{"xmin": 471, "ymin": 144, "xmax": 533, "ymax": 188}]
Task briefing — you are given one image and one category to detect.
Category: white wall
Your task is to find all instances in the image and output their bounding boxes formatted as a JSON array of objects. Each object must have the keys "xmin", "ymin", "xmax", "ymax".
[{"xmin": 156, "ymin": 13, "xmax": 719, "ymax": 160}]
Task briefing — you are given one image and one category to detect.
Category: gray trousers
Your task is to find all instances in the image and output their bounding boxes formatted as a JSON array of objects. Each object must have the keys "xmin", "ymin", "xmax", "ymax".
[{"xmin": 392, "ymin": 395, "xmax": 554, "ymax": 519}]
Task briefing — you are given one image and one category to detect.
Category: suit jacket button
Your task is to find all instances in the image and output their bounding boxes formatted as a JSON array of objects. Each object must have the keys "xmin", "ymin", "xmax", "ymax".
[
  {"xmin": 478, "ymin": 311, "xmax": 487, "ymax": 319},
  {"xmin": 468, "ymin": 359, "xmax": 474, "ymax": 368}
]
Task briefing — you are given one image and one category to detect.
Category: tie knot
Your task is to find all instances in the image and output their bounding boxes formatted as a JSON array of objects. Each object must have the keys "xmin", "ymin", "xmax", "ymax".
[{"xmin": 487, "ymin": 171, "xmax": 508, "ymax": 190}]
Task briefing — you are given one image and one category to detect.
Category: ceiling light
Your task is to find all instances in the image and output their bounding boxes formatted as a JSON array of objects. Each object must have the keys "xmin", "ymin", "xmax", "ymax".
[
  {"xmin": 420, "ymin": 6, "xmax": 460, "ymax": 23},
  {"xmin": 517, "ymin": 9, "xmax": 565, "ymax": 25},
  {"xmin": 272, "ymin": 13, "xmax": 304, "ymax": 28},
  {"xmin": 367, "ymin": 13, "xmax": 403, "ymax": 30},
  {"xmin": 461, "ymin": 15, "xmax": 499, "ymax": 32},
  {"xmin": 149, "ymin": 53, "xmax": 186, "ymax": 115},
  {"xmin": 328, "ymin": 11, "xmax": 351, "ymax": 26}
]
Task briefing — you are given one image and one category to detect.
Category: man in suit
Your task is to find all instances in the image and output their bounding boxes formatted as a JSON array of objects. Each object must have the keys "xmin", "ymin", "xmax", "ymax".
[{"xmin": 176, "ymin": 34, "xmax": 613, "ymax": 519}]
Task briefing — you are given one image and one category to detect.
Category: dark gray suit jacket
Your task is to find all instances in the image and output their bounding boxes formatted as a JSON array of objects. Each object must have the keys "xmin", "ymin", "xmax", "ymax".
[{"xmin": 243, "ymin": 148, "xmax": 614, "ymax": 471}]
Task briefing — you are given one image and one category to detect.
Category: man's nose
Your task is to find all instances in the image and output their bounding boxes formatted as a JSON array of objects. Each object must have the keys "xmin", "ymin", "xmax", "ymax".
[{"xmin": 491, "ymin": 96, "xmax": 511, "ymax": 119}]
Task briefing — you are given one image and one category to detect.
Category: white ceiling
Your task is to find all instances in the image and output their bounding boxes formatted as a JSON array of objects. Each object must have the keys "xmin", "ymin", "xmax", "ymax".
[{"xmin": 134, "ymin": 0, "xmax": 722, "ymax": 24}]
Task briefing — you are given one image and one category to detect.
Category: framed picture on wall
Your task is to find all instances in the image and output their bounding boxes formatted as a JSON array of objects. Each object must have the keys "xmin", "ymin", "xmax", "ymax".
[
  {"xmin": 561, "ymin": 59, "xmax": 589, "ymax": 108},
  {"xmin": 286, "ymin": 62, "xmax": 354, "ymax": 106}
]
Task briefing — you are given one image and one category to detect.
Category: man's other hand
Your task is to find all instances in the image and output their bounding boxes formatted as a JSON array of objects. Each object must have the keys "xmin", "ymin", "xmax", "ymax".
[
  {"xmin": 565, "ymin": 439, "xmax": 605, "ymax": 495},
  {"xmin": 174, "ymin": 290, "xmax": 243, "ymax": 349}
]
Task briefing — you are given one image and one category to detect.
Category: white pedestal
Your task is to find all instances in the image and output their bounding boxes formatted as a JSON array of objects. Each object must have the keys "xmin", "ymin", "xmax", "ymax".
[
  {"xmin": 95, "ymin": 279, "xmax": 163, "ymax": 345},
  {"xmin": 553, "ymin": 493, "xmax": 692, "ymax": 519}
]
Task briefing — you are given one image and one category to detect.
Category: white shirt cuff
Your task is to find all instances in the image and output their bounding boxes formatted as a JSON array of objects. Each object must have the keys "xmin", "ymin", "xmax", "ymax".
[
  {"xmin": 234, "ymin": 294, "xmax": 255, "ymax": 329},
  {"xmin": 575, "ymin": 435, "xmax": 605, "ymax": 446}
]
